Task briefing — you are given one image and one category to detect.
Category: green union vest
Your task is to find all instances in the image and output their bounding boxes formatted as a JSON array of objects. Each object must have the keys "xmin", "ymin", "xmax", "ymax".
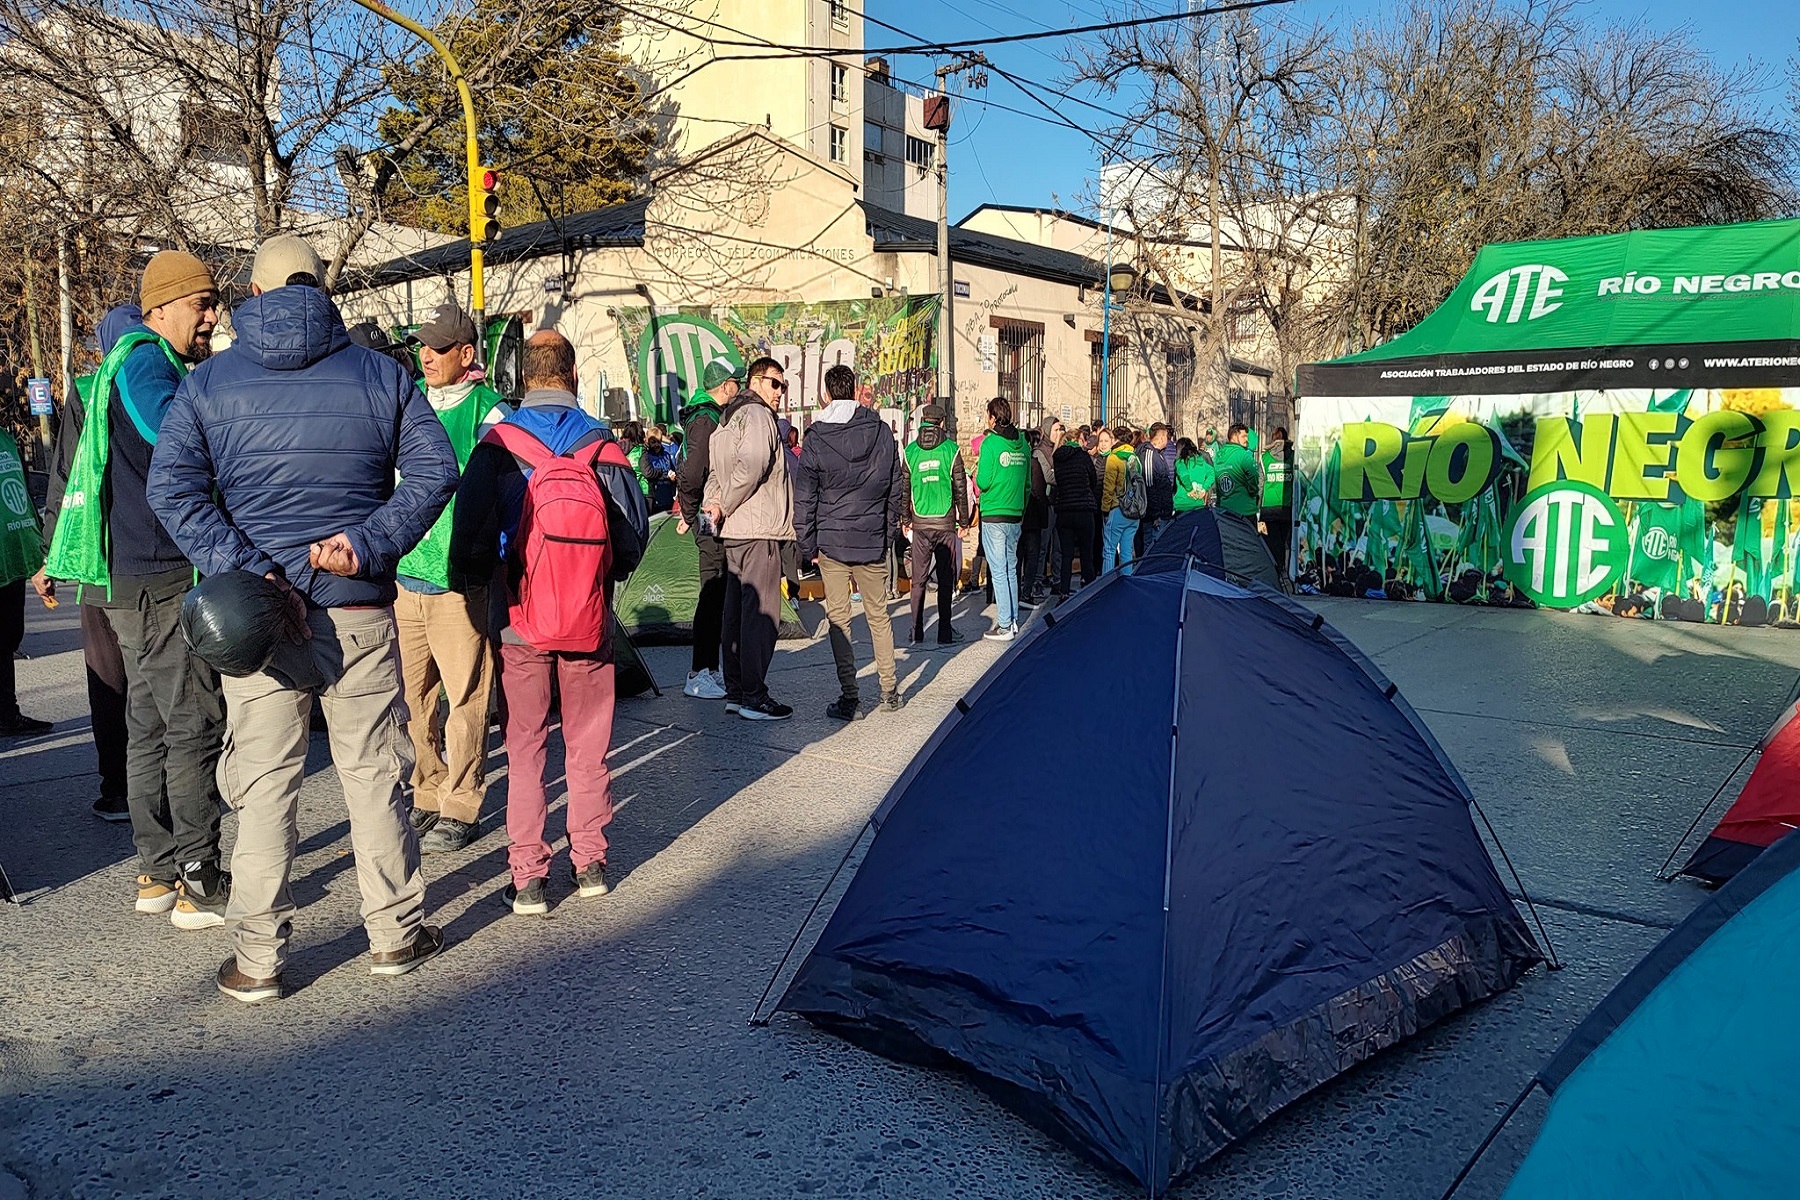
[
  {"xmin": 397, "ymin": 381, "xmax": 505, "ymax": 591},
  {"xmin": 45, "ymin": 330, "xmax": 185, "ymax": 589},
  {"xmin": 0, "ymin": 434, "xmax": 43, "ymax": 587},
  {"xmin": 905, "ymin": 437, "xmax": 959, "ymax": 520}
]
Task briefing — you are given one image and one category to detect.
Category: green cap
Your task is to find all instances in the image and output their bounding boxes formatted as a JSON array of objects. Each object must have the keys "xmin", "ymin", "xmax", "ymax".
[{"xmin": 701, "ymin": 356, "xmax": 744, "ymax": 390}]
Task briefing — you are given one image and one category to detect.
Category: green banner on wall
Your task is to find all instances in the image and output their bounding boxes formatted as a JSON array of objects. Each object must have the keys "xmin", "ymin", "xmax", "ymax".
[{"xmin": 617, "ymin": 296, "xmax": 938, "ymax": 428}]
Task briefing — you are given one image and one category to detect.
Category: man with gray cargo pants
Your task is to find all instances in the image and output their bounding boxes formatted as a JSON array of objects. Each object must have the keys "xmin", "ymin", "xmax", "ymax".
[{"xmin": 148, "ymin": 235, "xmax": 459, "ymax": 1003}]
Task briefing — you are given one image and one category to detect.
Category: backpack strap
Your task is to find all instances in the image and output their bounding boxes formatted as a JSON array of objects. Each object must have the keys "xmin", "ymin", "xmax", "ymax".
[{"xmin": 484, "ymin": 421, "xmax": 555, "ymax": 468}]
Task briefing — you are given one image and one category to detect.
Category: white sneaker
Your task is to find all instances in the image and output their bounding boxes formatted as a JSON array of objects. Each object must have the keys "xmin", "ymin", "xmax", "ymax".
[
  {"xmin": 684, "ymin": 669, "xmax": 727, "ymax": 700},
  {"xmin": 982, "ymin": 625, "xmax": 1017, "ymax": 643}
]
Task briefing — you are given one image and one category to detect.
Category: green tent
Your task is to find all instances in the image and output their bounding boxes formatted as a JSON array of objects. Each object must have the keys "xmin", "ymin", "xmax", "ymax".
[{"xmin": 617, "ymin": 513, "xmax": 805, "ymax": 644}]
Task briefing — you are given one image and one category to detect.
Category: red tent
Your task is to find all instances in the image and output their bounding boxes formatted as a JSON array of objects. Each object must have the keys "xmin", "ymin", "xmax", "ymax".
[{"xmin": 1679, "ymin": 700, "xmax": 1800, "ymax": 886}]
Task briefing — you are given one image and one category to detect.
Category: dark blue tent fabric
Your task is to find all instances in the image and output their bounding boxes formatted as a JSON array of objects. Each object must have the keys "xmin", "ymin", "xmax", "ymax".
[
  {"xmin": 1145, "ymin": 507, "xmax": 1280, "ymax": 588},
  {"xmin": 779, "ymin": 566, "xmax": 1541, "ymax": 1193}
]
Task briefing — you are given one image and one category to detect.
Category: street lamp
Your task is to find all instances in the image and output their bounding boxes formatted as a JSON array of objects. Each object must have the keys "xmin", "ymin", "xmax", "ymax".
[{"xmin": 1099, "ymin": 220, "xmax": 1136, "ymax": 425}]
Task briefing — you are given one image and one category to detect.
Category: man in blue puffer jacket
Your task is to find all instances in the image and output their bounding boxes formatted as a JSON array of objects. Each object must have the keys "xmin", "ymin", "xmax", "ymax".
[{"xmin": 148, "ymin": 235, "xmax": 458, "ymax": 1004}]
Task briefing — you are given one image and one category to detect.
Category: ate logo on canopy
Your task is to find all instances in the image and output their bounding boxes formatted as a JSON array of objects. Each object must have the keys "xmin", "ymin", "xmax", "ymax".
[
  {"xmin": 1503, "ymin": 481, "xmax": 1629, "ymax": 608},
  {"xmin": 1471, "ymin": 264, "xmax": 1568, "ymax": 324}
]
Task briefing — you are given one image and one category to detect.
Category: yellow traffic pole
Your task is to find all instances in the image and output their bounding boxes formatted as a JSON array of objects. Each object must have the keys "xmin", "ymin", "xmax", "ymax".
[{"xmin": 350, "ymin": 0, "xmax": 487, "ymax": 365}]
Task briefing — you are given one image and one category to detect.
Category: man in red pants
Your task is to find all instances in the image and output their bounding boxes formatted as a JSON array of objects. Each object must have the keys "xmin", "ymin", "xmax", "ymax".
[{"xmin": 449, "ymin": 331, "xmax": 646, "ymax": 915}]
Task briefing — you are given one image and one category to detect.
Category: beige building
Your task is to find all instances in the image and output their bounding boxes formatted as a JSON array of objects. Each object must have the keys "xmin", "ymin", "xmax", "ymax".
[{"xmin": 341, "ymin": 129, "xmax": 1220, "ymax": 443}]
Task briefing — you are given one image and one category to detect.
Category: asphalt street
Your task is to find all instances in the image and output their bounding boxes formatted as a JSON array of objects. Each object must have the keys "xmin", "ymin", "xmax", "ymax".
[{"xmin": 3, "ymin": 590, "xmax": 1797, "ymax": 1199}]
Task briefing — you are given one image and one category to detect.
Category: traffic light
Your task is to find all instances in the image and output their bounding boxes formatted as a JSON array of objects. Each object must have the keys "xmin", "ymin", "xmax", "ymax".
[{"xmin": 473, "ymin": 167, "xmax": 501, "ymax": 242}]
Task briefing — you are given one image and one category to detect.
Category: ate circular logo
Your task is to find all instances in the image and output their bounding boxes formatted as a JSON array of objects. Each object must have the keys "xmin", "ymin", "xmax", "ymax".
[
  {"xmin": 1503, "ymin": 481, "xmax": 1629, "ymax": 608},
  {"xmin": 636, "ymin": 314, "xmax": 741, "ymax": 415},
  {"xmin": 1639, "ymin": 526, "xmax": 1676, "ymax": 562},
  {"xmin": 1, "ymin": 476, "xmax": 28, "ymax": 518}
]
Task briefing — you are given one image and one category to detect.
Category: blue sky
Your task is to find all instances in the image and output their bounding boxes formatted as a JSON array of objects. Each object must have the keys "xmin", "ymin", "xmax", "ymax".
[{"xmin": 867, "ymin": 0, "xmax": 1799, "ymax": 221}]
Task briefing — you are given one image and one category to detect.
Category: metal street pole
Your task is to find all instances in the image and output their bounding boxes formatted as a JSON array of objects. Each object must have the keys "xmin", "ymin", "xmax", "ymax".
[
  {"xmin": 1100, "ymin": 217, "xmax": 1113, "ymax": 426},
  {"xmin": 349, "ymin": 0, "xmax": 487, "ymax": 365},
  {"xmin": 934, "ymin": 63, "xmax": 954, "ymax": 412}
]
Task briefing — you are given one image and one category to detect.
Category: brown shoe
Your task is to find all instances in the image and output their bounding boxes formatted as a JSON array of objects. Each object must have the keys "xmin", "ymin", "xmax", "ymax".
[
  {"xmin": 216, "ymin": 956, "xmax": 282, "ymax": 1004},
  {"xmin": 370, "ymin": 925, "xmax": 444, "ymax": 977}
]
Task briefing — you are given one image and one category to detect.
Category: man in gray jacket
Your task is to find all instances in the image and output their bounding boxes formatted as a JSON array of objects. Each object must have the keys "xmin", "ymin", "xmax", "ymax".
[{"xmin": 701, "ymin": 356, "xmax": 795, "ymax": 721}]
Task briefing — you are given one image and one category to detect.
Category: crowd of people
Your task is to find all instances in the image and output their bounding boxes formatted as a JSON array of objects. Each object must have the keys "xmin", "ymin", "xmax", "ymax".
[{"xmin": 0, "ymin": 235, "xmax": 1295, "ymax": 1004}]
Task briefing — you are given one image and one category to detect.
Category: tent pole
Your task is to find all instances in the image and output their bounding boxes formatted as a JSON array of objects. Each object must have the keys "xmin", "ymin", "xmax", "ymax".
[
  {"xmin": 1655, "ymin": 738, "xmax": 1764, "ymax": 881},
  {"xmin": 748, "ymin": 819, "xmax": 875, "ymax": 1027},
  {"xmin": 1437, "ymin": 1079, "xmax": 1539, "ymax": 1200},
  {"xmin": 1471, "ymin": 797, "xmax": 1562, "ymax": 970}
]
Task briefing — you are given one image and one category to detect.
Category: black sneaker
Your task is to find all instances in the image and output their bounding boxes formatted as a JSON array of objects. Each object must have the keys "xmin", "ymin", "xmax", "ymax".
[
  {"xmin": 506, "ymin": 878, "xmax": 549, "ymax": 916},
  {"xmin": 370, "ymin": 925, "xmax": 444, "ymax": 976},
  {"xmin": 408, "ymin": 806, "xmax": 439, "ymax": 835},
  {"xmin": 217, "ymin": 956, "xmax": 282, "ymax": 1004},
  {"xmin": 878, "ymin": 691, "xmax": 905, "ymax": 713},
  {"xmin": 572, "ymin": 861, "xmax": 611, "ymax": 898},
  {"xmin": 738, "ymin": 698, "xmax": 794, "ymax": 722},
  {"xmin": 0, "ymin": 713, "xmax": 52, "ymax": 738},
  {"xmin": 936, "ymin": 628, "xmax": 965, "ymax": 647},
  {"xmin": 419, "ymin": 817, "xmax": 478, "ymax": 853},
  {"xmin": 172, "ymin": 862, "xmax": 230, "ymax": 931},
  {"xmin": 825, "ymin": 697, "xmax": 864, "ymax": 721},
  {"xmin": 92, "ymin": 795, "xmax": 130, "ymax": 823}
]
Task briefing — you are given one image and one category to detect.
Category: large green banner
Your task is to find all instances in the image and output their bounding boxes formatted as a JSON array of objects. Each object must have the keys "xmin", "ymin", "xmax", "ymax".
[
  {"xmin": 1295, "ymin": 387, "xmax": 1800, "ymax": 627},
  {"xmin": 617, "ymin": 297, "xmax": 938, "ymax": 429}
]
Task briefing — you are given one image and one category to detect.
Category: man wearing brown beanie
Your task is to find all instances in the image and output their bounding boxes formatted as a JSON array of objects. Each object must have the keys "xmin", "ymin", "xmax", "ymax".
[{"xmin": 43, "ymin": 250, "xmax": 229, "ymax": 930}]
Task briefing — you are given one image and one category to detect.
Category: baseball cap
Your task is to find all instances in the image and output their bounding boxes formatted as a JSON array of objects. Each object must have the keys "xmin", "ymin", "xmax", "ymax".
[
  {"xmin": 408, "ymin": 303, "xmax": 478, "ymax": 351},
  {"xmin": 701, "ymin": 356, "xmax": 745, "ymax": 390},
  {"xmin": 250, "ymin": 234, "xmax": 325, "ymax": 293}
]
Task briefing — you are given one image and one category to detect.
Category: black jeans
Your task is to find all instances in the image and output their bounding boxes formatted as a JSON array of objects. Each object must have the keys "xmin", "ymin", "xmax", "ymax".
[
  {"xmin": 692, "ymin": 529, "xmax": 727, "ymax": 675},
  {"xmin": 1056, "ymin": 510, "xmax": 1098, "ymax": 594},
  {"xmin": 1018, "ymin": 526, "xmax": 1044, "ymax": 597},
  {"xmin": 0, "ymin": 578, "xmax": 23, "ymax": 721},
  {"xmin": 1263, "ymin": 512, "xmax": 1292, "ymax": 579},
  {"xmin": 722, "ymin": 539, "xmax": 782, "ymax": 707},
  {"xmin": 82, "ymin": 604, "xmax": 129, "ymax": 800},
  {"xmin": 909, "ymin": 525, "xmax": 958, "ymax": 642},
  {"xmin": 110, "ymin": 582, "xmax": 226, "ymax": 880}
]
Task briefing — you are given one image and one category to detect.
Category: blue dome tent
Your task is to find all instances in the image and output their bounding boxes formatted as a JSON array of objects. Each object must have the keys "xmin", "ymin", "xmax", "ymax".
[{"xmin": 774, "ymin": 563, "xmax": 1545, "ymax": 1193}]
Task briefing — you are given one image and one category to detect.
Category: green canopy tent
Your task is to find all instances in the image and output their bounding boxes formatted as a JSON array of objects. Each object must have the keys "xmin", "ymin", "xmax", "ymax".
[{"xmin": 616, "ymin": 513, "xmax": 805, "ymax": 644}]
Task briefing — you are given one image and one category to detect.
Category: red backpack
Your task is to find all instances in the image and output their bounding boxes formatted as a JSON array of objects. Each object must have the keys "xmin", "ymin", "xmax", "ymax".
[{"xmin": 484, "ymin": 422, "xmax": 614, "ymax": 652}]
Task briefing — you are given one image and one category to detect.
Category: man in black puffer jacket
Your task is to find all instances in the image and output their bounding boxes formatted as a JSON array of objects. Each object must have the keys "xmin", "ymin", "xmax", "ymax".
[
  {"xmin": 1051, "ymin": 431, "xmax": 1101, "ymax": 598},
  {"xmin": 794, "ymin": 365, "xmax": 908, "ymax": 719}
]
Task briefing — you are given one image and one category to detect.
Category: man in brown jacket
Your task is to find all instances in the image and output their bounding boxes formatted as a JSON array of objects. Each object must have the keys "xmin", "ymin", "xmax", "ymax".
[{"xmin": 701, "ymin": 356, "xmax": 795, "ymax": 721}]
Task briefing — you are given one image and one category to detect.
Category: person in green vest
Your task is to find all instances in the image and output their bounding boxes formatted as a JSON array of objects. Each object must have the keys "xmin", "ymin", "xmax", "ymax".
[
  {"xmin": 0, "ymin": 430, "xmax": 50, "ymax": 739},
  {"xmin": 43, "ymin": 250, "xmax": 229, "ymax": 928},
  {"xmin": 394, "ymin": 303, "xmax": 508, "ymax": 854},
  {"xmin": 1260, "ymin": 425, "xmax": 1294, "ymax": 579},
  {"xmin": 975, "ymin": 397, "xmax": 1029, "ymax": 640},
  {"xmin": 1213, "ymin": 422, "xmax": 1262, "ymax": 519},
  {"xmin": 1173, "ymin": 437, "xmax": 1215, "ymax": 513},
  {"xmin": 903, "ymin": 404, "xmax": 970, "ymax": 646}
]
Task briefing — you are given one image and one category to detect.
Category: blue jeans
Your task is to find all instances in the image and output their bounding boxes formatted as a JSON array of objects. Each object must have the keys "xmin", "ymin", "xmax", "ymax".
[
  {"xmin": 1102, "ymin": 508, "xmax": 1140, "ymax": 573},
  {"xmin": 980, "ymin": 522, "xmax": 1023, "ymax": 630}
]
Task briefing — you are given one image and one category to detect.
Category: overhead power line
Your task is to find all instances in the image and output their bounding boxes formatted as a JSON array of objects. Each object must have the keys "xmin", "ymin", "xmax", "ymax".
[{"xmin": 620, "ymin": 0, "xmax": 1300, "ymax": 60}]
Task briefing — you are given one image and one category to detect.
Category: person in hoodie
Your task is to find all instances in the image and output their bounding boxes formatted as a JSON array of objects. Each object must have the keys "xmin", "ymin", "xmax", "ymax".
[
  {"xmin": 795, "ymin": 365, "xmax": 908, "ymax": 720},
  {"xmin": 1173, "ymin": 437, "xmax": 1215, "ymax": 513},
  {"xmin": 43, "ymin": 255, "xmax": 229, "ymax": 930},
  {"xmin": 701, "ymin": 356, "xmax": 796, "ymax": 721},
  {"xmin": 674, "ymin": 357, "xmax": 738, "ymax": 701},
  {"xmin": 449, "ymin": 329, "xmax": 648, "ymax": 917},
  {"xmin": 1051, "ymin": 428, "xmax": 1100, "ymax": 599},
  {"xmin": 902, "ymin": 404, "xmax": 969, "ymax": 647},
  {"xmin": 974, "ymin": 397, "xmax": 1029, "ymax": 641},
  {"xmin": 31, "ymin": 303, "xmax": 138, "ymax": 818},
  {"xmin": 148, "ymin": 234, "xmax": 459, "ymax": 1003},
  {"xmin": 391, "ymin": 303, "xmax": 508, "ymax": 855}
]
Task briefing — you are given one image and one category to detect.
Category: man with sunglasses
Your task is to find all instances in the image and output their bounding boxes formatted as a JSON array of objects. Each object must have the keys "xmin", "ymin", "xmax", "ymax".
[{"xmin": 701, "ymin": 357, "xmax": 795, "ymax": 721}]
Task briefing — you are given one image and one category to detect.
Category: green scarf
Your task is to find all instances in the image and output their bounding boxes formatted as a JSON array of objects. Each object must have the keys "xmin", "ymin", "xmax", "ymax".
[{"xmin": 45, "ymin": 330, "xmax": 186, "ymax": 590}]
